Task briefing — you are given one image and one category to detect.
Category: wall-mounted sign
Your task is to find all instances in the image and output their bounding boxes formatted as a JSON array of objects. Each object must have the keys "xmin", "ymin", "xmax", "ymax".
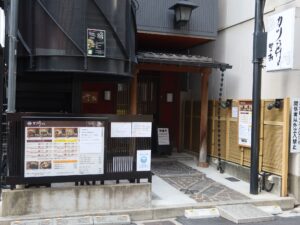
[
  {"xmin": 87, "ymin": 29, "xmax": 106, "ymax": 57},
  {"xmin": 82, "ymin": 91, "xmax": 98, "ymax": 104},
  {"xmin": 238, "ymin": 101, "xmax": 252, "ymax": 147},
  {"xmin": 111, "ymin": 122, "xmax": 152, "ymax": 138},
  {"xmin": 111, "ymin": 122, "xmax": 132, "ymax": 138},
  {"xmin": 232, "ymin": 107, "xmax": 238, "ymax": 118},
  {"xmin": 157, "ymin": 128, "xmax": 170, "ymax": 145},
  {"xmin": 166, "ymin": 93, "xmax": 173, "ymax": 103},
  {"xmin": 24, "ymin": 120, "xmax": 105, "ymax": 178},
  {"xmin": 132, "ymin": 122, "xmax": 152, "ymax": 137},
  {"xmin": 266, "ymin": 8, "xmax": 295, "ymax": 71},
  {"xmin": 290, "ymin": 98, "xmax": 300, "ymax": 153},
  {"xmin": 136, "ymin": 150, "xmax": 151, "ymax": 171}
]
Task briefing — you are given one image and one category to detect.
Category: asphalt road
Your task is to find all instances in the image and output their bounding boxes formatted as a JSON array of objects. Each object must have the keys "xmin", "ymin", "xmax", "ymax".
[{"xmin": 177, "ymin": 216, "xmax": 300, "ymax": 225}]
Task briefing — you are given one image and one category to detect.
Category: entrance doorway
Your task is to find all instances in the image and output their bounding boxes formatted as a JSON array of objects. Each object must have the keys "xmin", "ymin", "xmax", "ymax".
[{"xmin": 137, "ymin": 71, "xmax": 181, "ymax": 151}]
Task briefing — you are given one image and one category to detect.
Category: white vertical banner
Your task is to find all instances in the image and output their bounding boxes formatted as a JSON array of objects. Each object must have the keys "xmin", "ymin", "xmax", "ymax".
[
  {"xmin": 266, "ymin": 8, "xmax": 295, "ymax": 71},
  {"xmin": 290, "ymin": 99, "xmax": 300, "ymax": 153},
  {"xmin": 0, "ymin": 8, "xmax": 5, "ymax": 47}
]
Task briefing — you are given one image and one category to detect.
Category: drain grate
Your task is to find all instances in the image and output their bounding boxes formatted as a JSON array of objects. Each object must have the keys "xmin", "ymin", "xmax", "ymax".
[{"xmin": 225, "ymin": 177, "xmax": 240, "ymax": 182}]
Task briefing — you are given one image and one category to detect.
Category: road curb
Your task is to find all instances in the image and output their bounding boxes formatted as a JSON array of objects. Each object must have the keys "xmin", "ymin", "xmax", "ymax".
[{"xmin": 0, "ymin": 197, "xmax": 295, "ymax": 225}]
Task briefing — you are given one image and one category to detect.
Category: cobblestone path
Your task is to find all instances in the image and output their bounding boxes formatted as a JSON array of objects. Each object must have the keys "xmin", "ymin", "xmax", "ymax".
[{"xmin": 151, "ymin": 160, "xmax": 249, "ymax": 202}]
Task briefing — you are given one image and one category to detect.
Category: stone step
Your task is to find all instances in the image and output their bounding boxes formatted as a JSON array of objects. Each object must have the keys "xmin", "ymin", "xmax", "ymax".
[
  {"xmin": 10, "ymin": 215, "xmax": 131, "ymax": 225},
  {"xmin": 217, "ymin": 204, "xmax": 275, "ymax": 224}
]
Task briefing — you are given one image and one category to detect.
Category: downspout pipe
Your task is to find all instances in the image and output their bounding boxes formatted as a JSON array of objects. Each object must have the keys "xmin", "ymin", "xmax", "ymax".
[
  {"xmin": 250, "ymin": 0, "xmax": 267, "ymax": 195},
  {"xmin": 6, "ymin": 0, "xmax": 18, "ymax": 113}
]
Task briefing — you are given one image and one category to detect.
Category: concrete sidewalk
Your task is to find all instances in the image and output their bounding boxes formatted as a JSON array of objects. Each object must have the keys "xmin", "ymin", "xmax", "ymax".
[
  {"xmin": 0, "ymin": 153, "xmax": 296, "ymax": 224},
  {"xmin": 151, "ymin": 153, "xmax": 289, "ymax": 207}
]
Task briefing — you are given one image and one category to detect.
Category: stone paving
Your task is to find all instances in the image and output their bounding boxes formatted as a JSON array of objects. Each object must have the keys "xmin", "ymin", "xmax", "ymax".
[{"xmin": 151, "ymin": 160, "xmax": 249, "ymax": 203}]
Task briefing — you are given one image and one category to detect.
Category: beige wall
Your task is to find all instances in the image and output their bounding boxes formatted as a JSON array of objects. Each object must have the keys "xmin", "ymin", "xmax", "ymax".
[{"xmin": 191, "ymin": 0, "xmax": 300, "ymax": 177}]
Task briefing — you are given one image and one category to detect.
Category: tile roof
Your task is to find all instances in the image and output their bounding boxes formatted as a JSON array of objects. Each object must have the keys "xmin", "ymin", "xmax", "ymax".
[{"xmin": 137, "ymin": 52, "xmax": 232, "ymax": 70}]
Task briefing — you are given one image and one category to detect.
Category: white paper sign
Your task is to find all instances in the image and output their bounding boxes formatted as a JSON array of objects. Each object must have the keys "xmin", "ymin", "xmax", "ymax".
[
  {"xmin": 232, "ymin": 107, "xmax": 238, "ymax": 118},
  {"xmin": 132, "ymin": 122, "xmax": 152, "ymax": 137},
  {"xmin": 137, "ymin": 150, "xmax": 151, "ymax": 171},
  {"xmin": 238, "ymin": 101, "xmax": 252, "ymax": 147},
  {"xmin": 157, "ymin": 128, "xmax": 170, "ymax": 145},
  {"xmin": 290, "ymin": 98, "xmax": 300, "ymax": 153},
  {"xmin": 111, "ymin": 122, "xmax": 132, "ymax": 138},
  {"xmin": 266, "ymin": 8, "xmax": 295, "ymax": 71}
]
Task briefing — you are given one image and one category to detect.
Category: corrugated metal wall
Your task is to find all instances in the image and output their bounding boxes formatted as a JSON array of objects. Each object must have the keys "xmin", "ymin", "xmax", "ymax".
[{"xmin": 136, "ymin": 0, "xmax": 217, "ymax": 38}]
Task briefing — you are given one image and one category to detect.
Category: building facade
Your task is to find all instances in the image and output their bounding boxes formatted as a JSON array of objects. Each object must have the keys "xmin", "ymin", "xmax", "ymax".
[{"xmin": 190, "ymin": 0, "xmax": 300, "ymax": 200}]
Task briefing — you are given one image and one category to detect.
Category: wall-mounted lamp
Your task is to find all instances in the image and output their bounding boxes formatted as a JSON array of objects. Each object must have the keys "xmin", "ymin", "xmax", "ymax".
[
  {"xmin": 104, "ymin": 90, "xmax": 111, "ymax": 101},
  {"xmin": 169, "ymin": 0, "xmax": 198, "ymax": 26},
  {"xmin": 220, "ymin": 99, "xmax": 232, "ymax": 109},
  {"xmin": 166, "ymin": 93, "xmax": 174, "ymax": 103},
  {"xmin": 267, "ymin": 99, "xmax": 283, "ymax": 110}
]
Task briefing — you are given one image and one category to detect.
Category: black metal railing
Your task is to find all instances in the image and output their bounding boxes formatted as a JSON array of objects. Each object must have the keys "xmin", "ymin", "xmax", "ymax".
[{"xmin": 5, "ymin": 113, "xmax": 152, "ymax": 187}]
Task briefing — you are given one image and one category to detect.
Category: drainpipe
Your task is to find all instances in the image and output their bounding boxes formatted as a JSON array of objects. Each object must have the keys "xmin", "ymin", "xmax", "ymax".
[
  {"xmin": 250, "ymin": 0, "xmax": 267, "ymax": 195},
  {"xmin": 6, "ymin": 0, "xmax": 18, "ymax": 113}
]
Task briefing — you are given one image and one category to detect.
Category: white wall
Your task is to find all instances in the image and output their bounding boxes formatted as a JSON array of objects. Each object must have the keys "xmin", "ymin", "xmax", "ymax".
[{"xmin": 191, "ymin": 0, "xmax": 300, "ymax": 177}]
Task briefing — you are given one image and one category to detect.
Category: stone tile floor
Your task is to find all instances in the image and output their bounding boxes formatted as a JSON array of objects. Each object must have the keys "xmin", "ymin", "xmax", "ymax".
[{"xmin": 151, "ymin": 160, "xmax": 249, "ymax": 203}]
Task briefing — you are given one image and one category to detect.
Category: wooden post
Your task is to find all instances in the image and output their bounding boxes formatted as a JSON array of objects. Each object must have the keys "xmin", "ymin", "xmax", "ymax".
[
  {"xmin": 130, "ymin": 70, "xmax": 138, "ymax": 115},
  {"xmin": 211, "ymin": 100, "xmax": 216, "ymax": 157},
  {"xmin": 189, "ymin": 99, "xmax": 194, "ymax": 151},
  {"xmin": 281, "ymin": 98, "xmax": 290, "ymax": 197},
  {"xmin": 198, "ymin": 68, "xmax": 211, "ymax": 167},
  {"xmin": 225, "ymin": 106, "xmax": 231, "ymax": 161},
  {"xmin": 259, "ymin": 100, "xmax": 265, "ymax": 172}
]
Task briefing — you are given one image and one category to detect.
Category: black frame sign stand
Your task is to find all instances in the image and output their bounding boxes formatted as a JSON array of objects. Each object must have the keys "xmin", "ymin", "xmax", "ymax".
[{"xmin": 156, "ymin": 127, "xmax": 172, "ymax": 155}]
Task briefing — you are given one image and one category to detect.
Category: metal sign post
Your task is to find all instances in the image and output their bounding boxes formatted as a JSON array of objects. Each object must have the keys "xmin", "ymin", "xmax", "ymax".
[{"xmin": 250, "ymin": 0, "xmax": 267, "ymax": 195}]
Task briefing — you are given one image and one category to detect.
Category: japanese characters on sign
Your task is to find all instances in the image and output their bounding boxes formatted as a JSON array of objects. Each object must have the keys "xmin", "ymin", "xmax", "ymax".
[
  {"xmin": 290, "ymin": 99, "xmax": 300, "ymax": 153},
  {"xmin": 24, "ymin": 120, "xmax": 105, "ymax": 177},
  {"xmin": 157, "ymin": 128, "xmax": 170, "ymax": 146},
  {"xmin": 266, "ymin": 8, "xmax": 295, "ymax": 71},
  {"xmin": 238, "ymin": 101, "xmax": 252, "ymax": 147},
  {"xmin": 87, "ymin": 29, "xmax": 106, "ymax": 57}
]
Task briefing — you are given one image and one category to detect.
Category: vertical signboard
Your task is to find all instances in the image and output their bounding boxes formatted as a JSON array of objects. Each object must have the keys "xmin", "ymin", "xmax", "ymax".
[
  {"xmin": 157, "ymin": 128, "xmax": 170, "ymax": 145},
  {"xmin": 266, "ymin": 8, "xmax": 295, "ymax": 71},
  {"xmin": 87, "ymin": 29, "xmax": 106, "ymax": 57},
  {"xmin": 238, "ymin": 101, "xmax": 252, "ymax": 147},
  {"xmin": 0, "ymin": 8, "xmax": 4, "ymax": 47},
  {"xmin": 291, "ymin": 99, "xmax": 300, "ymax": 153},
  {"xmin": 24, "ymin": 120, "xmax": 105, "ymax": 177}
]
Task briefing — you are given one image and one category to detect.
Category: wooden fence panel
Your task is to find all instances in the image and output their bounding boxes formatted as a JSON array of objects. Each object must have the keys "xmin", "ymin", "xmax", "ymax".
[
  {"xmin": 185, "ymin": 98, "xmax": 290, "ymax": 196},
  {"xmin": 262, "ymin": 125, "xmax": 283, "ymax": 175},
  {"xmin": 228, "ymin": 120, "xmax": 240, "ymax": 164}
]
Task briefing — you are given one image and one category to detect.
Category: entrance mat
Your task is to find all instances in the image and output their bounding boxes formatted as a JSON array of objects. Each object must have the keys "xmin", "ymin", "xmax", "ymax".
[{"xmin": 151, "ymin": 161, "xmax": 202, "ymax": 177}]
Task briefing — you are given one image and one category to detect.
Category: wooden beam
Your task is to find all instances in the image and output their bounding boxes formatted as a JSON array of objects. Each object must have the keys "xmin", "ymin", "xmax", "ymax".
[
  {"xmin": 137, "ymin": 63, "xmax": 208, "ymax": 73},
  {"xmin": 130, "ymin": 70, "xmax": 138, "ymax": 115},
  {"xmin": 281, "ymin": 98, "xmax": 290, "ymax": 197},
  {"xmin": 198, "ymin": 69, "xmax": 211, "ymax": 167},
  {"xmin": 189, "ymin": 99, "xmax": 194, "ymax": 151}
]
